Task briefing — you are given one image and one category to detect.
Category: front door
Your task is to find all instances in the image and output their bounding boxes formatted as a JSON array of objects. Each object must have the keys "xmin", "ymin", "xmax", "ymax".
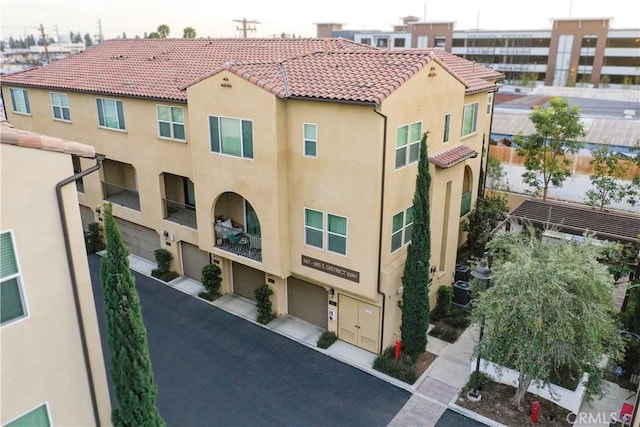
[{"xmin": 338, "ymin": 295, "xmax": 380, "ymax": 353}]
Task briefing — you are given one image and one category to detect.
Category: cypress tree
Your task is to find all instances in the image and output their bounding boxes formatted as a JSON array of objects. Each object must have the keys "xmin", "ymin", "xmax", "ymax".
[
  {"xmin": 100, "ymin": 203, "xmax": 165, "ymax": 427},
  {"xmin": 400, "ymin": 131, "xmax": 432, "ymax": 359}
]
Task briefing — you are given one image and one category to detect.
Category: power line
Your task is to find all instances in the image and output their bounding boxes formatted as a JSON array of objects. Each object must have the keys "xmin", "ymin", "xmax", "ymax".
[{"xmin": 233, "ymin": 18, "xmax": 260, "ymax": 38}]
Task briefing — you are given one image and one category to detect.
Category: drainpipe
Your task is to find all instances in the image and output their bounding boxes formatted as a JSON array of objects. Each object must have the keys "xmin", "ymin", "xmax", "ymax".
[
  {"xmin": 482, "ymin": 88, "xmax": 499, "ymax": 196},
  {"xmin": 55, "ymin": 153, "xmax": 105, "ymax": 427},
  {"xmin": 374, "ymin": 107, "xmax": 388, "ymax": 354}
]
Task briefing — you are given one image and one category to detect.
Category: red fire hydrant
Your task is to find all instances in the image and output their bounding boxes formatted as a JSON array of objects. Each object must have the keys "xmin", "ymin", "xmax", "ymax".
[
  {"xmin": 531, "ymin": 401, "xmax": 540, "ymax": 424},
  {"xmin": 395, "ymin": 338, "xmax": 402, "ymax": 361}
]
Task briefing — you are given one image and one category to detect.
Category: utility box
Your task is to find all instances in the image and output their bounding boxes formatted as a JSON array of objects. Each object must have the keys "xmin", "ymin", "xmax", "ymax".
[
  {"xmin": 452, "ymin": 280, "xmax": 472, "ymax": 308},
  {"xmin": 454, "ymin": 264, "xmax": 470, "ymax": 283}
]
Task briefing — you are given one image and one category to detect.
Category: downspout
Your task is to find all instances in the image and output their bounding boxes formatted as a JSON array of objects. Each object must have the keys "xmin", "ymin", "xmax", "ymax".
[
  {"xmin": 374, "ymin": 107, "xmax": 388, "ymax": 354},
  {"xmin": 481, "ymin": 88, "xmax": 499, "ymax": 196},
  {"xmin": 55, "ymin": 153, "xmax": 105, "ymax": 427}
]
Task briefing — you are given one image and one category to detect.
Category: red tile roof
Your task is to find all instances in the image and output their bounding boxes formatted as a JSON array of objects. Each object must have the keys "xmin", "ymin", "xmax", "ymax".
[
  {"xmin": 429, "ymin": 144, "xmax": 478, "ymax": 168},
  {"xmin": 0, "ymin": 120, "xmax": 96, "ymax": 157},
  {"xmin": 2, "ymin": 38, "xmax": 502, "ymax": 103}
]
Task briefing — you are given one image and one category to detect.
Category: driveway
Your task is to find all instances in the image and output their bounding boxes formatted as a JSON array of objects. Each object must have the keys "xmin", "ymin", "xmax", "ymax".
[{"xmin": 88, "ymin": 254, "xmax": 410, "ymax": 426}]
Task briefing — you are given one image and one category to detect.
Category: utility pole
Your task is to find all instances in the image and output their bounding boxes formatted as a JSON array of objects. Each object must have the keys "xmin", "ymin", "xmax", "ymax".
[
  {"xmin": 39, "ymin": 24, "xmax": 51, "ymax": 64},
  {"xmin": 233, "ymin": 18, "xmax": 259, "ymax": 38},
  {"xmin": 98, "ymin": 19, "xmax": 104, "ymax": 43}
]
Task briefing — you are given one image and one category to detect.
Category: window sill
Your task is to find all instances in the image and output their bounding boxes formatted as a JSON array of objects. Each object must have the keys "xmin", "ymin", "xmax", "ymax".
[
  {"xmin": 12, "ymin": 111, "xmax": 32, "ymax": 116},
  {"xmin": 460, "ymin": 132, "xmax": 478, "ymax": 141},
  {"xmin": 98, "ymin": 126, "xmax": 127, "ymax": 133},
  {"xmin": 53, "ymin": 118, "xmax": 72, "ymax": 123},
  {"xmin": 158, "ymin": 136, "xmax": 187, "ymax": 143}
]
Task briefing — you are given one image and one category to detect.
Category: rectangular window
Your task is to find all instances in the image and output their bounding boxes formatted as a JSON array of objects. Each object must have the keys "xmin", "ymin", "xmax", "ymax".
[
  {"xmin": 395, "ymin": 121, "xmax": 422, "ymax": 168},
  {"xmin": 486, "ymin": 93, "xmax": 494, "ymax": 114},
  {"xmin": 393, "ymin": 38, "xmax": 406, "ymax": 48},
  {"xmin": 157, "ymin": 105, "xmax": 185, "ymax": 141},
  {"xmin": 96, "ymin": 98, "xmax": 125, "ymax": 130},
  {"xmin": 391, "ymin": 207, "xmax": 414, "ymax": 252},
  {"xmin": 5, "ymin": 403, "xmax": 51, "ymax": 427},
  {"xmin": 209, "ymin": 116, "xmax": 253, "ymax": 159},
  {"xmin": 304, "ymin": 209, "xmax": 324, "ymax": 249},
  {"xmin": 327, "ymin": 214, "xmax": 347, "ymax": 255},
  {"xmin": 1, "ymin": 231, "xmax": 27, "ymax": 326},
  {"xmin": 443, "ymin": 113, "xmax": 451, "ymax": 143},
  {"xmin": 461, "ymin": 102, "xmax": 478, "ymax": 136},
  {"xmin": 50, "ymin": 92, "xmax": 70, "ymax": 121},
  {"xmin": 9, "ymin": 88, "xmax": 30, "ymax": 114},
  {"xmin": 303, "ymin": 123, "xmax": 317, "ymax": 157},
  {"xmin": 376, "ymin": 38, "xmax": 389, "ymax": 48}
]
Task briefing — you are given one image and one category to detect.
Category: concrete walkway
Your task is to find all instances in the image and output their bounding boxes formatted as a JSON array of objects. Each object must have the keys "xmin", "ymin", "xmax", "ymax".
[{"xmin": 120, "ymin": 252, "xmax": 634, "ymax": 426}]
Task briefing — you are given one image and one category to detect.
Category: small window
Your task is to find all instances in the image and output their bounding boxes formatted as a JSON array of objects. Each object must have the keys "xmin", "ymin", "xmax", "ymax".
[
  {"xmin": 303, "ymin": 123, "xmax": 317, "ymax": 157},
  {"xmin": 461, "ymin": 102, "xmax": 479, "ymax": 136},
  {"xmin": 393, "ymin": 38, "xmax": 406, "ymax": 48},
  {"xmin": 5, "ymin": 403, "xmax": 51, "ymax": 427},
  {"xmin": 50, "ymin": 92, "xmax": 70, "ymax": 121},
  {"xmin": 395, "ymin": 121, "xmax": 422, "ymax": 168},
  {"xmin": 327, "ymin": 214, "xmax": 347, "ymax": 255},
  {"xmin": 376, "ymin": 38, "xmax": 389, "ymax": 48},
  {"xmin": 157, "ymin": 105, "xmax": 185, "ymax": 141},
  {"xmin": 96, "ymin": 98, "xmax": 125, "ymax": 130},
  {"xmin": 361, "ymin": 38, "xmax": 371, "ymax": 46},
  {"xmin": 9, "ymin": 88, "xmax": 30, "ymax": 115},
  {"xmin": 391, "ymin": 207, "xmax": 414, "ymax": 252},
  {"xmin": 209, "ymin": 116, "xmax": 253, "ymax": 159},
  {"xmin": 486, "ymin": 93, "xmax": 494, "ymax": 114},
  {"xmin": 1, "ymin": 231, "xmax": 27, "ymax": 326},
  {"xmin": 304, "ymin": 209, "xmax": 323, "ymax": 249},
  {"xmin": 443, "ymin": 113, "xmax": 451, "ymax": 143},
  {"xmin": 435, "ymin": 36, "xmax": 446, "ymax": 48}
]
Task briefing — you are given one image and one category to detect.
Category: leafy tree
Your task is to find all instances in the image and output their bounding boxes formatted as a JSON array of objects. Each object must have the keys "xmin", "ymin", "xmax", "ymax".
[
  {"xmin": 515, "ymin": 97, "xmax": 586, "ymax": 201},
  {"xmin": 100, "ymin": 203, "xmax": 165, "ymax": 427},
  {"xmin": 9, "ymin": 36, "xmax": 16, "ymax": 49},
  {"xmin": 400, "ymin": 131, "xmax": 432, "ymax": 359},
  {"xmin": 183, "ymin": 27, "xmax": 197, "ymax": 38},
  {"xmin": 585, "ymin": 146, "xmax": 633, "ymax": 210},
  {"xmin": 72, "ymin": 32, "xmax": 83, "ymax": 43},
  {"xmin": 597, "ymin": 241, "xmax": 637, "ymax": 283},
  {"xmin": 157, "ymin": 24, "xmax": 170, "ymax": 38},
  {"xmin": 122, "ymin": 32, "xmax": 127, "ymax": 39},
  {"xmin": 474, "ymin": 227, "xmax": 623, "ymax": 409},
  {"xmin": 148, "ymin": 32, "xmax": 161, "ymax": 39},
  {"xmin": 462, "ymin": 193, "xmax": 509, "ymax": 259},
  {"xmin": 25, "ymin": 34, "xmax": 36, "ymax": 48},
  {"xmin": 84, "ymin": 33, "xmax": 93, "ymax": 47},
  {"xmin": 486, "ymin": 154, "xmax": 507, "ymax": 191}
]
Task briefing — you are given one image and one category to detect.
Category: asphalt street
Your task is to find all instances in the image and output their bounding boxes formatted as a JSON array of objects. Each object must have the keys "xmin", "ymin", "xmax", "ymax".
[{"xmin": 88, "ymin": 254, "xmax": 411, "ymax": 426}]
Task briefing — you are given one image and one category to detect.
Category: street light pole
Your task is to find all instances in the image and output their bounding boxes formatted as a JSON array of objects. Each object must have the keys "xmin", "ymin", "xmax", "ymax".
[{"xmin": 467, "ymin": 252, "xmax": 492, "ymax": 401}]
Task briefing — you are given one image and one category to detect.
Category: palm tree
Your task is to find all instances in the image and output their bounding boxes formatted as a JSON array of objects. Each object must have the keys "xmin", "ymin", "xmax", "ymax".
[
  {"xmin": 183, "ymin": 27, "xmax": 196, "ymax": 38},
  {"xmin": 157, "ymin": 24, "xmax": 170, "ymax": 38}
]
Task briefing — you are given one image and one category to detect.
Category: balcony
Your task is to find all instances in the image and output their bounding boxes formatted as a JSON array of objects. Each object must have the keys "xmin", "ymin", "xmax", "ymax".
[
  {"xmin": 214, "ymin": 222, "xmax": 262, "ymax": 262},
  {"xmin": 164, "ymin": 199, "xmax": 197, "ymax": 229},
  {"xmin": 460, "ymin": 191, "xmax": 472, "ymax": 217},
  {"xmin": 102, "ymin": 182, "xmax": 140, "ymax": 211}
]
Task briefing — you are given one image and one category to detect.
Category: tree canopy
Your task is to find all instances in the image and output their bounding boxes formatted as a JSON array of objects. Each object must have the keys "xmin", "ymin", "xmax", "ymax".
[
  {"xmin": 515, "ymin": 97, "xmax": 585, "ymax": 201},
  {"xmin": 585, "ymin": 146, "xmax": 637, "ymax": 210},
  {"xmin": 157, "ymin": 24, "xmax": 170, "ymax": 38},
  {"xmin": 183, "ymin": 27, "xmax": 197, "ymax": 38},
  {"xmin": 473, "ymin": 227, "xmax": 623, "ymax": 408}
]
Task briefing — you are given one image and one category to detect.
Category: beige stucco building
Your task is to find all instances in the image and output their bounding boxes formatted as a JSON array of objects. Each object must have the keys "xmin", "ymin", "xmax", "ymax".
[
  {"xmin": 0, "ymin": 121, "xmax": 111, "ymax": 425},
  {"xmin": 1, "ymin": 38, "xmax": 502, "ymax": 354}
]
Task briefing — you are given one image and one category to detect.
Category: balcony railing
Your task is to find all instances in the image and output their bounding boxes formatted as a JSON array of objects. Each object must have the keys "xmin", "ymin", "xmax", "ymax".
[
  {"xmin": 164, "ymin": 199, "xmax": 197, "ymax": 229},
  {"xmin": 460, "ymin": 191, "xmax": 472, "ymax": 217},
  {"xmin": 102, "ymin": 182, "xmax": 140, "ymax": 211},
  {"xmin": 214, "ymin": 223, "xmax": 262, "ymax": 262}
]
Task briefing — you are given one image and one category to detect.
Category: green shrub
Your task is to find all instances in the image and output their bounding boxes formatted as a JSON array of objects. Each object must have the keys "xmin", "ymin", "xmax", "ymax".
[
  {"xmin": 317, "ymin": 331, "xmax": 337, "ymax": 349},
  {"xmin": 254, "ymin": 284, "xmax": 274, "ymax": 324},
  {"xmin": 464, "ymin": 371, "xmax": 492, "ymax": 393},
  {"xmin": 428, "ymin": 323, "xmax": 459, "ymax": 343},
  {"xmin": 151, "ymin": 269, "xmax": 179, "ymax": 282},
  {"xmin": 151, "ymin": 248, "xmax": 179, "ymax": 282},
  {"xmin": 373, "ymin": 346, "xmax": 417, "ymax": 384},
  {"xmin": 432, "ymin": 286, "xmax": 453, "ymax": 321},
  {"xmin": 201, "ymin": 264, "xmax": 222, "ymax": 296},
  {"xmin": 85, "ymin": 222, "xmax": 105, "ymax": 254},
  {"xmin": 443, "ymin": 313, "xmax": 470, "ymax": 329}
]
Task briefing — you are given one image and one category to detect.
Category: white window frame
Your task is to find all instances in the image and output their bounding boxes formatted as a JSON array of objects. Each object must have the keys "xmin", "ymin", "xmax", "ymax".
[
  {"xmin": 461, "ymin": 102, "xmax": 479, "ymax": 137},
  {"xmin": 50, "ymin": 92, "xmax": 71, "ymax": 121},
  {"xmin": 96, "ymin": 97, "xmax": 126, "ymax": 131},
  {"xmin": 156, "ymin": 105, "xmax": 186, "ymax": 142},
  {"xmin": 208, "ymin": 115, "xmax": 254, "ymax": 160},
  {"xmin": 395, "ymin": 121, "xmax": 422, "ymax": 169},
  {"xmin": 4, "ymin": 402, "xmax": 52, "ymax": 427},
  {"xmin": 1, "ymin": 230, "xmax": 28, "ymax": 327},
  {"xmin": 486, "ymin": 93, "xmax": 494, "ymax": 114},
  {"xmin": 443, "ymin": 113, "xmax": 452, "ymax": 143},
  {"xmin": 391, "ymin": 206, "xmax": 414, "ymax": 252},
  {"xmin": 303, "ymin": 123, "xmax": 317, "ymax": 158},
  {"xmin": 304, "ymin": 208, "xmax": 324, "ymax": 249},
  {"xmin": 327, "ymin": 213, "xmax": 348, "ymax": 256},
  {"xmin": 9, "ymin": 88, "xmax": 31, "ymax": 115}
]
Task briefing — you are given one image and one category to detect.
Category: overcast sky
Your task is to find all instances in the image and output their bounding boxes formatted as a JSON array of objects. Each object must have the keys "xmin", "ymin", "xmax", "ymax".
[{"xmin": 1, "ymin": 0, "xmax": 636, "ymax": 41}]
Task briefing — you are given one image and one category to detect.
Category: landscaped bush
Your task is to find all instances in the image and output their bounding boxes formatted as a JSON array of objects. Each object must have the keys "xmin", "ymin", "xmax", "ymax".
[
  {"xmin": 85, "ymin": 222, "xmax": 105, "ymax": 254},
  {"xmin": 429, "ymin": 323, "xmax": 459, "ymax": 343},
  {"xmin": 254, "ymin": 284, "xmax": 274, "ymax": 324},
  {"xmin": 373, "ymin": 345, "xmax": 417, "ymax": 384},
  {"xmin": 317, "ymin": 331, "xmax": 337, "ymax": 349},
  {"xmin": 151, "ymin": 248, "xmax": 179, "ymax": 282},
  {"xmin": 199, "ymin": 264, "xmax": 222, "ymax": 301},
  {"xmin": 463, "ymin": 371, "xmax": 492, "ymax": 393},
  {"xmin": 431, "ymin": 286, "xmax": 453, "ymax": 322}
]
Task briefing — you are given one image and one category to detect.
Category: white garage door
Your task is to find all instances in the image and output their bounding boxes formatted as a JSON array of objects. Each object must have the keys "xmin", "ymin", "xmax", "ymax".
[
  {"xmin": 287, "ymin": 277, "xmax": 328, "ymax": 329},
  {"xmin": 113, "ymin": 218, "xmax": 159, "ymax": 261},
  {"xmin": 182, "ymin": 242, "xmax": 210, "ymax": 280}
]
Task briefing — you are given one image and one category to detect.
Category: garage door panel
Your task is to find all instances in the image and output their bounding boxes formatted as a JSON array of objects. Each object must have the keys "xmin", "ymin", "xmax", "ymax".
[
  {"xmin": 114, "ymin": 218, "xmax": 159, "ymax": 261},
  {"xmin": 232, "ymin": 262, "xmax": 264, "ymax": 300},
  {"xmin": 287, "ymin": 277, "xmax": 328, "ymax": 329},
  {"xmin": 182, "ymin": 242, "xmax": 210, "ymax": 280}
]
